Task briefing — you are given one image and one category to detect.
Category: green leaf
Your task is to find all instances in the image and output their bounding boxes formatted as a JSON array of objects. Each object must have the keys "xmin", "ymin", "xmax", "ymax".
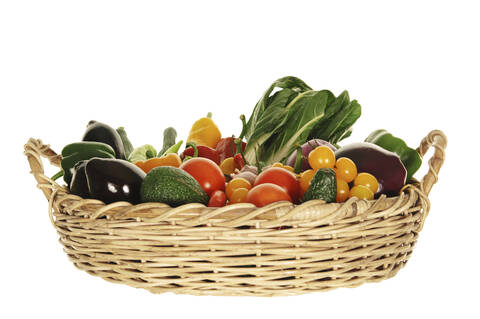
[
  {"xmin": 308, "ymin": 90, "xmax": 350, "ymax": 139},
  {"xmin": 243, "ymin": 88, "xmax": 300, "ymax": 163},
  {"xmin": 258, "ymin": 90, "xmax": 331, "ymax": 164},
  {"xmin": 244, "ymin": 76, "xmax": 311, "ymax": 141}
]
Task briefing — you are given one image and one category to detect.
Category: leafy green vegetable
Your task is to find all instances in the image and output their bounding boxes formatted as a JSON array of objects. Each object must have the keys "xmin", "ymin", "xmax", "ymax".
[
  {"xmin": 128, "ymin": 144, "xmax": 157, "ymax": 163},
  {"xmin": 243, "ymin": 76, "xmax": 362, "ymax": 166}
]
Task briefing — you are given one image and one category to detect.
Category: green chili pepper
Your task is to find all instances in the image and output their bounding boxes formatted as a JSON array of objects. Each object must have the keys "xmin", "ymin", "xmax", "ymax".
[
  {"xmin": 128, "ymin": 144, "xmax": 157, "ymax": 163},
  {"xmin": 163, "ymin": 140, "xmax": 183, "ymax": 156},
  {"xmin": 365, "ymin": 129, "xmax": 422, "ymax": 182},
  {"xmin": 61, "ymin": 141, "xmax": 116, "ymax": 185}
]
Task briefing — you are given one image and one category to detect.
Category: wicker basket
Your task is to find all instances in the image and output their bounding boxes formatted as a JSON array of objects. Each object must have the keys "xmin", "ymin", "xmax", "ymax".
[{"xmin": 24, "ymin": 130, "xmax": 446, "ymax": 296}]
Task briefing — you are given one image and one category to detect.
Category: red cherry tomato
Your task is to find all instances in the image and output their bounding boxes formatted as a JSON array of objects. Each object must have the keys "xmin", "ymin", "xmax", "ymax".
[
  {"xmin": 208, "ymin": 190, "xmax": 227, "ymax": 207},
  {"xmin": 254, "ymin": 167, "xmax": 300, "ymax": 202},
  {"xmin": 246, "ymin": 183, "xmax": 292, "ymax": 207},
  {"xmin": 180, "ymin": 157, "xmax": 225, "ymax": 196}
]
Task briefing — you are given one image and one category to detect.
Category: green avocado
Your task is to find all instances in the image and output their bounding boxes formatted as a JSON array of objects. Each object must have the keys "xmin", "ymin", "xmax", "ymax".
[
  {"xmin": 140, "ymin": 166, "xmax": 208, "ymax": 207},
  {"xmin": 302, "ymin": 168, "xmax": 337, "ymax": 203}
]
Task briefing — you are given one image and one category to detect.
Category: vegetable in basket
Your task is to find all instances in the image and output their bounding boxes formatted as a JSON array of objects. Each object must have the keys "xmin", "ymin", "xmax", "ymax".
[
  {"xmin": 302, "ymin": 168, "xmax": 337, "ymax": 203},
  {"xmin": 285, "ymin": 139, "xmax": 337, "ymax": 172},
  {"xmin": 158, "ymin": 127, "xmax": 178, "ymax": 156},
  {"xmin": 116, "ymin": 127, "xmax": 134, "ymax": 159},
  {"xmin": 180, "ymin": 157, "xmax": 225, "ymax": 196},
  {"xmin": 82, "ymin": 120, "xmax": 126, "ymax": 160},
  {"xmin": 70, "ymin": 157, "xmax": 146, "ymax": 204},
  {"xmin": 242, "ymin": 76, "xmax": 361, "ymax": 166},
  {"xmin": 128, "ymin": 144, "xmax": 157, "ymax": 163},
  {"xmin": 365, "ymin": 129, "xmax": 422, "ymax": 182},
  {"xmin": 135, "ymin": 153, "xmax": 182, "ymax": 173},
  {"xmin": 187, "ymin": 112, "xmax": 222, "ymax": 149},
  {"xmin": 180, "ymin": 144, "xmax": 221, "ymax": 165},
  {"xmin": 216, "ymin": 136, "xmax": 246, "ymax": 163},
  {"xmin": 335, "ymin": 142, "xmax": 406, "ymax": 196},
  {"xmin": 60, "ymin": 141, "xmax": 116, "ymax": 185},
  {"xmin": 140, "ymin": 166, "xmax": 209, "ymax": 207}
]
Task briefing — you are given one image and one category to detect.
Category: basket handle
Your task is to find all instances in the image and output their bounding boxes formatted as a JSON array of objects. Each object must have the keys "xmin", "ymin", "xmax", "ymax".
[
  {"xmin": 416, "ymin": 130, "xmax": 447, "ymax": 197},
  {"xmin": 24, "ymin": 138, "xmax": 62, "ymax": 200}
]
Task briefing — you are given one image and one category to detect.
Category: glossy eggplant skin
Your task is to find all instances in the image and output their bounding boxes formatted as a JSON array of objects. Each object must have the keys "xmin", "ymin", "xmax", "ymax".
[
  {"xmin": 85, "ymin": 158, "xmax": 146, "ymax": 204},
  {"xmin": 335, "ymin": 142, "xmax": 407, "ymax": 196},
  {"xmin": 70, "ymin": 160, "xmax": 90, "ymax": 198},
  {"xmin": 82, "ymin": 121, "xmax": 126, "ymax": 160}
]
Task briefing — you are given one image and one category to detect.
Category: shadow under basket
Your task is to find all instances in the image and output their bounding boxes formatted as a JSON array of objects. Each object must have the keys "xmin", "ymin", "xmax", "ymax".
[{"xmin": 24, "ymin": 130, "xmax": 446, "ymax": 297}]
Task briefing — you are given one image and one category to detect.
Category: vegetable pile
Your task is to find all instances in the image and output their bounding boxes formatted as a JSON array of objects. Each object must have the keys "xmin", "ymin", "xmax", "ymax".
[{"xmin": 54, "ymin": 76, "xmax": 422, "ymax": 208}]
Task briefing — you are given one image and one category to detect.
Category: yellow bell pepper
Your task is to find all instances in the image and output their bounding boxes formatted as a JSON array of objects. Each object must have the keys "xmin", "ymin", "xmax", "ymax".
[{"xmin": 187, "ymin": 112, "xmax": 221, "ymax": 149}]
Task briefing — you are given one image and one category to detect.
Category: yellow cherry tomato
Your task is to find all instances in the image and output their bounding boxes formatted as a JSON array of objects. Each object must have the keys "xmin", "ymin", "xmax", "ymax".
[
  {"xmin": 354, "ymin": 172, "xmax": 379, "ymax": 194},
  {"xmin": 335, "ymin": 157, "xmax": 357, "ymax": 183},
  {"xmin": 229, "ymin": 187, "xmax": 249, "ymax": 204},
  {"xmin": 350, "ymin": 185, "xmax": 374, "ymax": 200},
  {"xmin": 308, "ymin": 146, "xmax": 336, "ymax": 170},
  {"xmin": 336, "ymin": 178, "xmax": 350, "ymax": 202},
  {"xmin": 226, "ymin": 177, "xmax": 252, "ymax": 200},
  {"xmin": 299, "ymin": 169, "xmax": 315, "ymax": 197},
  {"xmin": 220, "ymin": 157, "xmax": 236, "ymax": 175}
]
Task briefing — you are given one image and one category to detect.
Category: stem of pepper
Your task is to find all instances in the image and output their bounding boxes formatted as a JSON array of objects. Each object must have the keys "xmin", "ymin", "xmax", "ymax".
[
  {"xmin": 238, "ymin": 114, "xmax": 247, "ymax": 139},
  {"xmin": 234, "ymin": 137, "xmax": 248, "ymax": 165},
  {"xmin": 51, "ymin": 170, "xmax": 64, "ymax": 181},
  {"xmin": 185, "ymin": 142, "xmax": 198, "ymax": 158},
  {"xmin": 293, "ymin": 144, "xmax": 303, "ymax": 174}
]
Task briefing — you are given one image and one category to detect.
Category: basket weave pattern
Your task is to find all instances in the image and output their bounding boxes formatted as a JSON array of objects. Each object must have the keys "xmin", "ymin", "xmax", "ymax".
[{"xmin": 25, "ymin": 130, "xmax": 446, "ymax": 296}]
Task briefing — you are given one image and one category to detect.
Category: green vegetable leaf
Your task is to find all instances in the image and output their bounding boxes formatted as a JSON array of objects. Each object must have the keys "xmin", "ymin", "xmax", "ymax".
[
  {"xmin": 258, "ymin": 90, "xmax": 331, "ymax": 164},
  {"xmin": 128, "ymin": 144, "xmax": 157, "ymax": 163},
  {"xmin": 244, "ymin": 76, "xmax": 311, "ymax": 142}
]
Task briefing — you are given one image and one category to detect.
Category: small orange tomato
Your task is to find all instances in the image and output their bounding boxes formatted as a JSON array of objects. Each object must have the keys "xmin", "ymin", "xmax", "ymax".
[
  {"xmin": 354, "ymin": 172, "xmax": 379, "ymax": 194},
  {"xmin": 335, "ymin": 157, "xmax": 357, "ymax": 183},
  {"xmin": 308, "ymin": 146, "xmax": 336, "ymax": 170},
  {"xmin": 350, "ymin": 185, "xmax": 374, "ymax": 200},
  {"xmin": 299, "ymin": 169, "xmax": 315, "ymax": 197},
  {"xmin": 229, "ymin": 187, "xmax": 249, "ymax": 204},
  {"xmin": 226, "ymin": 177, "xmax": 252, "ymax": 200},
  {"xmin": 336, "ymin": 178, "xmax": 350, "ymax": 202}
]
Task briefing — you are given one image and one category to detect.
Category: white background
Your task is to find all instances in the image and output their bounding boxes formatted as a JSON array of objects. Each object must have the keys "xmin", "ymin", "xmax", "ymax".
[{"xmin": 1, "ymin": 0, "xmax": 478, "ymax": 318}]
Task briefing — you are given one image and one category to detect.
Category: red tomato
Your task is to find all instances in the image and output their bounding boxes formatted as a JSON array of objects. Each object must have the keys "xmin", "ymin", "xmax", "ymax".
[
  {"xmin": 254, "ymin": 167, "xmax": 300, "ymax": 202},
  {"xmin": 180, "ymin": 157, "xmax": 225, "ymax": 196},
  {"xmin": 208, "ymin": 190, "xmax": 227, "ymax": 207},
  {"xmin": 246, "ymin": 183, "xmax": 292, "ymax": 207}
]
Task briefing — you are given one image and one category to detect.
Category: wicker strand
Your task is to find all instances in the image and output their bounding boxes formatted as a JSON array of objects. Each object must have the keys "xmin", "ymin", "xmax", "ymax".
[{"xmin": 24, "ymin": 131, "xmax": 446, "ymax": 296}]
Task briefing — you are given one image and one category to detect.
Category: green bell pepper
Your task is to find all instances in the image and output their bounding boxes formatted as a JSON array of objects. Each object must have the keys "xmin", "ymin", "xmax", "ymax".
[
  {"xmin": 365, "ymin": 129, "xmax": 422, "ymax": 182},
  {"xmin": 61, "ymin": 141, "xmax": 116, "ymax": 185}
]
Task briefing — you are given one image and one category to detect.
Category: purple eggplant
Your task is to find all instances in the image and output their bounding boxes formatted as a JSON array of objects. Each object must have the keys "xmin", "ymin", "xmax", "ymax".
[
  {"xmin": 334, "ymin": 142, "xmax": 406, "ymax": 196},
  {"xmin": 286, "ymin": 139, "xmax": 337, "ymax": 171}
]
